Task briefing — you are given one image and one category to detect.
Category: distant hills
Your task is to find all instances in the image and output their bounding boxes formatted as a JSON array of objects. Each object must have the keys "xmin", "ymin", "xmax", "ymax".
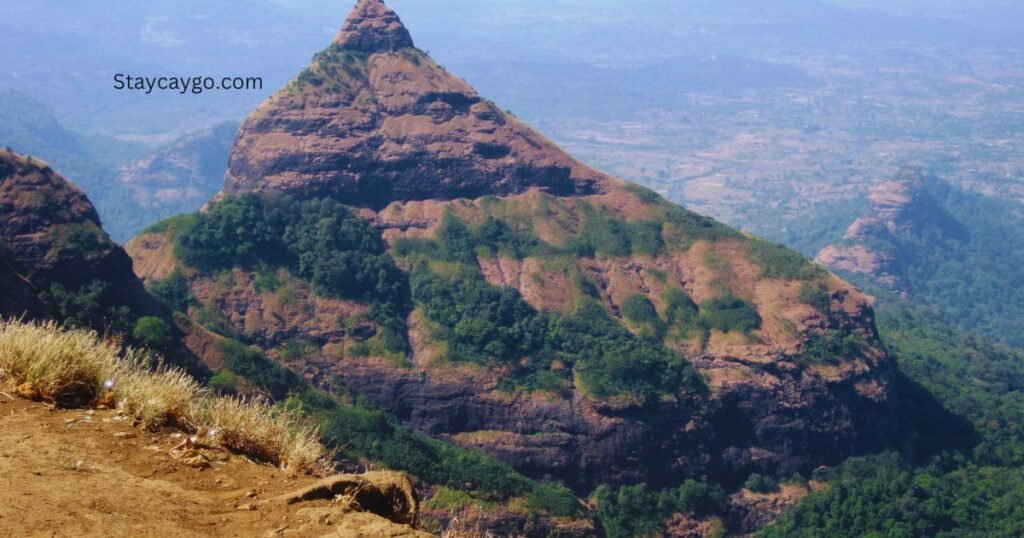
[{"xmin": 818, "ymin": 170, "xmax": 1024, "ymax": 347}]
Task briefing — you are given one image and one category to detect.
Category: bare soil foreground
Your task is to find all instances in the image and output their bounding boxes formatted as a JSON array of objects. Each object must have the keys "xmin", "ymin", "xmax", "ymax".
[{"xmin": 0, "ymin": 396, "xmax": 430, "ymax": 537}]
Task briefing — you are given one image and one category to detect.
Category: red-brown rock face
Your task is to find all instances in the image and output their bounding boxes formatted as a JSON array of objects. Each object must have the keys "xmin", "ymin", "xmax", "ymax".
[{"xmin": 222, "ymin": 0, "xmax": 611, "ymax": 207}]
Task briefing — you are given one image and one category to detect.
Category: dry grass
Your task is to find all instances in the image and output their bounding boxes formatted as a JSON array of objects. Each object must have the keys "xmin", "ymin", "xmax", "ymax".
[
  {"xmin": 0, "ymin": 320, "xmax": 329, "ymax": 474},
  {"xmin": 440, "ymin": 518, "xmax": 519, "ymax": 538},
  {"xmin": 194, "ymin": 396, "xmax": 328, "ymax": 473}
]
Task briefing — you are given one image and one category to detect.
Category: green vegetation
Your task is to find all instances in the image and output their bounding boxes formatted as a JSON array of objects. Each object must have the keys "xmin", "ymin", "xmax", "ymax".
[
  {"xmin": 39, "ymin": 280, "xmax": 135, "ymax": 336},
  {"xmin": 174, "ymin": 194, "xmax": 410, "ymax": 353},
  {"xmin": 761, "ymin": 454, "xmax": 1024, "ymax": 537},
  {"xmin": 662, "ymin": 288, "xmax": 700, "ymax": 337},
  {"xmin": 797, "ymin": 282, "xmax": 830, "ymax": 314},
  {"xmin": 799, "ymin": 330, "xmax": 865, "ymax": 365},
  {"xmin": 207, "ymin": 370, "xmax": 240, "ymax": 394},
  {"xmin": 744, "ymin": 473, "xmax": 779, "ymax": 493},
  {"xmin": 594, "ymin": 481, "xmax": 727, "ymax": 538},
  {"xmin": 148, "ymin": 270, "xmax": 191, "ymax": 312},
  {"xmin": 398, "ymin": 213, "xmax": 704, "ymax": 400},
  {"xmin": 699, "ymin": 294, "xmax": 760, "ymax": 333},
  {"xmin": 748, "ymin": 239, "xmax": 825, "ymax": 281},
  {"xmin": 878, "ymin": 302, "xmax": 1024, "ymax": 466},
  {"xmin": 762, "ymin": 298, "xmax": 1024, "ymax": 535},
  {"xmin": 834, "ymin": 179, "xmax": 1024, "ymax": 347},
  {"xmin": 409, "ymin": 262, "xmax": 700, "ymax": 399},
  {"xmin": 132, "ymin": 316, "xmax": 171, "ymax": 350},
  {"xmin": 622, "ymin": 294, "xmax": 666, "ymax": 340},
  {"xmin": 211, "ymin": 333, "xmax": 584, "ymax": 515},
  {"xmin": 217, "ymin": 338, "xmax": 304, "ymax": 401},
  {"xmin": 565, "ymin": 206, "xmax": 665, "ymax": 257}
]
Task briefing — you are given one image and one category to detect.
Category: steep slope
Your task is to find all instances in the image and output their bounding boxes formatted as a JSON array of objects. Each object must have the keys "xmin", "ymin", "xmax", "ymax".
[
  {"xmin": 0, "ymin": 149, "xmax": 204, "ymax": 373},
  {"xmin": 817, "ymin": 169, "xmax": 1024, "ymax": 346},
  {"xmin": 0, "ymin": 255, "xmax": 45, "ymax": 319},
  {"xmin": 223, "ymin": 0, "xmax": 610, "ymax": 206},
  {"xmin": 128, "ymin": 1, "xmax": 948, "ymax": 533}
]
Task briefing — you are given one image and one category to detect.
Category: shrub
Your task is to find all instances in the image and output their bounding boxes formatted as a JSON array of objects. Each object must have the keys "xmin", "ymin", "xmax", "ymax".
[
  {"xmin": 700, "ymin": 295, "xmax": 761, "ymax": 333},
  {"xmin": 663, "ymin": 288, "xmax": 699, "ymax": 335},
  {"xmin": 744, "ymin": 473, "xmax": 779, "ymax": 493},
  {"xmin": 40, "ymin": 280, "xmax": 136, "ymax": 336},
  {"xmin": 622, "ymin": 294, "xmax": 666, "ymax": 340},
  {"xmin": 798, "ymin": 282, "xmax": 831, "ymax": 314},
  {"xmin": 148, "ymin": 270, "xmax": 192, "ymax": 312},
  {"xmin": 217, "ymin": 339, "xmax": 304, "ymax": 400},
  {"xmin": 801, "ymin": 330, "xmax": 864, "ymax": 365},
  {"xmin": 208, "ymin": 370, "xmax": 240, "ymax": 394},
  {"xmin": 132, "ymin": 316, "xmax": 172, "ymax": 350},
  {"xmin": 748, "ymin": 239, "xmax": 824, "ymax": 280}
]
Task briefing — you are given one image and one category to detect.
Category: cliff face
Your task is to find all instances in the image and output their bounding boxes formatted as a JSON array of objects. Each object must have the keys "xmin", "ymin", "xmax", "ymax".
[
  {"xmin": 130, "ymin": 0, "xmax": 926, "ymax": 520},
  {"xmin": 222, "ymin": 0, "xmax": 610, "ymax": 207}
]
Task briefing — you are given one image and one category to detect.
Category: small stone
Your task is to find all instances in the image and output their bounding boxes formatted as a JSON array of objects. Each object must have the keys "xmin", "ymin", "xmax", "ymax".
[{"xmin": 246, "ymin": 490, "xmax": 258, "ymax": 498}]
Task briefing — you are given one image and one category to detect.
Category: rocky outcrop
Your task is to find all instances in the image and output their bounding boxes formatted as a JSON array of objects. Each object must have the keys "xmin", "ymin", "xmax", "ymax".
[
  {"xmin": 222, "ymin": 0, "xmax": 611, "ymax": 207},
  {"xmin": 334, "ymin": 0, "xmax": 415, "ymax": 53},
  {"xmin": 297, "ymin": 339, "xmax": 903, "ymax": 493},
  {"xmin": 0, "ymin": 150, "xmax": 153, "ymax": 309},
  {"xmin": 126, "ymin": 4, "xmax": 950, "ymax": 533},
  {"xmin": 815, "ymin": 169, "xmax": 964, "ymax": 294}
]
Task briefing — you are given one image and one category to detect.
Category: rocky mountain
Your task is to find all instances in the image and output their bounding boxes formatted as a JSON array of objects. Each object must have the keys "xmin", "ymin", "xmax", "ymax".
[
  {"xmin": 815, "ymin": 169, "xmax": 963, "ymax": 295},
  {"xmin": 816, "ymin": 169, "xmax": 1024, "ymax": 347},
  {"xmin": 0, "ymin": 149, "xmax": 204, "ymax": 373},
  {"xmin": 126, "ymin": 1, "xmax": 951, "ymax": 534},
  {"xmin": 222, "ymin": 0, "xmax": 610, "ymax": 207}
]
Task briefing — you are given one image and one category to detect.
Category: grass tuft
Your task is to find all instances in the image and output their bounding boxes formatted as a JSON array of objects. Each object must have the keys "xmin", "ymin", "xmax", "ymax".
[{"xmin": 0, "ymin": 320, "xmax": 329, "ymax": 474}]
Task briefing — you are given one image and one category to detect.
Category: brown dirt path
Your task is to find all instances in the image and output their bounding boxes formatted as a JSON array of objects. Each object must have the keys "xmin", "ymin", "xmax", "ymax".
[{"xmin": 0, "ymin": 397, "xmax": 431, "ymax": 537}]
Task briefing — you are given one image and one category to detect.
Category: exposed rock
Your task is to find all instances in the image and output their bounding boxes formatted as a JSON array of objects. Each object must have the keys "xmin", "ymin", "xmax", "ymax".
[
  {"xmin": 727, "ymin": 483, "xmax": 815, "ymax": 534},
  {"xmin": 0, "ymin": 150, "xmax": 155, "ymax": 312},
  {"xmin": 126, "ymin": 4, "xmax": 950, "ymax": 533},
  {"xmin": 222, "ymin": 0, "xmax": 612, "ymax": 207},
  {"xmin": 333, "ymin": 0, "xmax": 415, "ymax": 54},
  {"xmin": 815, "ymin": 169, "xmax": 963, "ymax": 294}
]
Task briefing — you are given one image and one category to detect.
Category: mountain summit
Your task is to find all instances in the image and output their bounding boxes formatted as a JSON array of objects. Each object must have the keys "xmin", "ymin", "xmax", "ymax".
[
  {"xmin": 333, "ymin": 0, "xmax": 415, "ymax": 53},
  {"xmin": 222, "ymin": 0, "xmax": 610, "ymax": 206}
]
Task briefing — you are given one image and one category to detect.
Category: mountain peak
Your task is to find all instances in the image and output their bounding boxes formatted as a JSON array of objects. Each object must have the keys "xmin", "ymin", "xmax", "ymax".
[
  {"xmin": 223, "ymin": 0, "xmax": 611, "ymax": 207},
  {"xmin": 333, "ymin": 0, "xmax": 414, "ymax": 53}
]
